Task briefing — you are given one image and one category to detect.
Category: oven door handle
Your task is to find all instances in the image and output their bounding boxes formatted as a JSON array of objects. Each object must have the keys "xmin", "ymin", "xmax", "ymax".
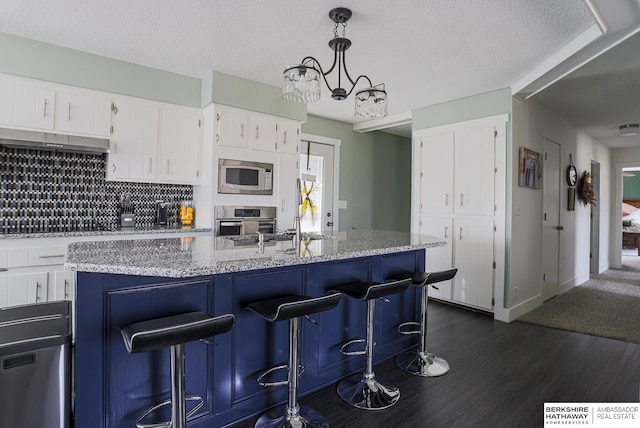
[{"xmin": 220, "ymin": 221, "xmax": 242, "ymax": 226}]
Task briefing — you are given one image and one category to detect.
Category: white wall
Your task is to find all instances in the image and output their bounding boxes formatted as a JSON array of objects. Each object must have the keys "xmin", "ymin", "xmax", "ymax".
[{"xmin": 509, "ymin": 97, "xmax": 610, "ymax": 320}]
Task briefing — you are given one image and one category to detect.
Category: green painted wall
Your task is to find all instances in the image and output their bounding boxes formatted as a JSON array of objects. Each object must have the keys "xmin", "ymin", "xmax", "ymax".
[
  {"xmin": 623, "ymin": 175, "xmax": 640, "ymax": 199},
  {"xmin": 202, "ymin": 70, "xmax": 306, "ymax": 121},
  {"xmin": 302, "ymin": 116, "xmax": 412, "ymax": 232},
  {"xmin": 412, "ymin": 88, "xmax": 512, "ymax": 130},
  {"xmin": 0, "ymin": 32, "xmax": 201, "ymax": 107}
]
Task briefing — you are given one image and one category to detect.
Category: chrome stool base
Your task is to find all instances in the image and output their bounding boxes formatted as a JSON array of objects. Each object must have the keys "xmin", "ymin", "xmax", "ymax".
[
  {"xmin": 336, "ymin": 373, "xmax": 400, "ymax": 411},
  {"xmin": 255, "ymin": 404, "xmax": 329, "ymax": 428},
  {"xmin": 395, "ymin": 350, "xmax": 449, "ymax": 377}
]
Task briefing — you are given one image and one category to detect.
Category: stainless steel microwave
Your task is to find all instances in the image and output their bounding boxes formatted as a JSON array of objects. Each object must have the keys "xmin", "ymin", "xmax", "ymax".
[{"xmin": 218, "ymin": 158, "xmax": 273, "ymax": 195}]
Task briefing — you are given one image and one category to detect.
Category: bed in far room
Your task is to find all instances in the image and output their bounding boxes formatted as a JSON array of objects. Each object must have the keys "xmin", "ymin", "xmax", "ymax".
[{"xmin": 622, "ymin": 200, "xmax": 640, "ymax": 256}]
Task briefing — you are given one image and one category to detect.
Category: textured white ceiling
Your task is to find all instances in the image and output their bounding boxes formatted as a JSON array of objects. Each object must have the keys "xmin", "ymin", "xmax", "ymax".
[{"xmin": 0, "ymin": 0, "xmax": 596, "ymax": 128}]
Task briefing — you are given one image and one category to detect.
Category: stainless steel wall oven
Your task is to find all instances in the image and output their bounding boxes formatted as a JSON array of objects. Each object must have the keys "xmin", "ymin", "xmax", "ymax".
[{"xmin": 214, "ymin": 206, "xmax": 276, "ymax": 236}]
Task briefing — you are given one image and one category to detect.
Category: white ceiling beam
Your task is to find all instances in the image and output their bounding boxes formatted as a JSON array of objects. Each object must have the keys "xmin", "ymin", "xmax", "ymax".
[
  {"xmin": 353, "ymin": 111, "xmax": 412, "ymax": 133},
  {"xmin": 511, "ymin": 24, "xmax": 603, "ymax": 98}
]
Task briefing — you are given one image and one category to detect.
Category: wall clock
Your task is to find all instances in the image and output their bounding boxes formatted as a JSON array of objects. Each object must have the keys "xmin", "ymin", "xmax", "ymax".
[{"xmin": 566, "ymin": 165, "xmax": 577, "ymax": 186}]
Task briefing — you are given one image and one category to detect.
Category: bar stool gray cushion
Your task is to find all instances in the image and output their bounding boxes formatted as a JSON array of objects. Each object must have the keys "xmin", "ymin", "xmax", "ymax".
[
  {"xmin": 121, "ymin": 312, "xmax": 235, "ymax": 354},
  {"xmin": 329, "ymin": 278, "xmax": 411, "ymax": 301},
  {"xmin": 244, "ymin": 293, "xmax": 341, "ymax": 322}
]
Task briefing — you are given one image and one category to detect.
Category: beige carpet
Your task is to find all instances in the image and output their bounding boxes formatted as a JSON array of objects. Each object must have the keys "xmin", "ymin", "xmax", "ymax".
[{"xmin": 516, "ymin": 253, "xmax": 640, "ymax": 343}]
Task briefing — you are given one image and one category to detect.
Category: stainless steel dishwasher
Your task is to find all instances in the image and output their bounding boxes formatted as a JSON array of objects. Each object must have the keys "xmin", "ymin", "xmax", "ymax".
[{"xmin": 0, "ymin": 301, "xmax": 72, "ymax": 428}]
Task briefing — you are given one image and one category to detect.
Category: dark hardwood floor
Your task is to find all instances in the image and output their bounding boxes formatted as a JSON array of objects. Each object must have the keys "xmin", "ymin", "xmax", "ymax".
[{"xmin": 231, "ymin": 300, "xmax": 640, "ymax": 428}]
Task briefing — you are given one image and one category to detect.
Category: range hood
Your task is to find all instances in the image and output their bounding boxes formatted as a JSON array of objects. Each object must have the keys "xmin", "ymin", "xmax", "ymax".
[{"xmin": 0, "ymin": 128, "xmax": 110, "ymax": 154}]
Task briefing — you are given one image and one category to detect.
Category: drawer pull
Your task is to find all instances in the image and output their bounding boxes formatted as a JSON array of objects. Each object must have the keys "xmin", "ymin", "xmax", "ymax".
[
  {"xmin": 39, "ymin": 254, "xmax": 65, "ymax": 259},
  {"xmin": 0, "ymin": 268, "xmax": 7, "ymax": 272}
]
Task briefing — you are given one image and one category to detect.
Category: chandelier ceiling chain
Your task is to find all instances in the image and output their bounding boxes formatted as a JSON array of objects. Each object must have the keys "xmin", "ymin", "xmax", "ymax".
[{"xmin": 281, "ymin": 7, "xmax": 388, "ymax": 119}]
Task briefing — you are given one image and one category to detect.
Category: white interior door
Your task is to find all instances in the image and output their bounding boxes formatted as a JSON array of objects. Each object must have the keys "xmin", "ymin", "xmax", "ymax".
[
  {"xmin": 300, "ymin": 141, "xmax": 335, "ymax": 235},
  {"xmin": 542, "ymin": 138, "xmax": 561, "ymax": 301}
]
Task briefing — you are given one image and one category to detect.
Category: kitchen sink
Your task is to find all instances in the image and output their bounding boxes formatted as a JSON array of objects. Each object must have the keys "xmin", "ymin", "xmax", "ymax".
[{"xmin": 224, "ymin": 233, "xmax": 326, "ymax": 244}]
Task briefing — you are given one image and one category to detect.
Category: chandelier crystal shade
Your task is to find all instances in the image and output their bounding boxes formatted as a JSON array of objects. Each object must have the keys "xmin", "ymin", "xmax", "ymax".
[{"xmin": 281, "ymin": 7, "xmax": 388, "ymax": 119}]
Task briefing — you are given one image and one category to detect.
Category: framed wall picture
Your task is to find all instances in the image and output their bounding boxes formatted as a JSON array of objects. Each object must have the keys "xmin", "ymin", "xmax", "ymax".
[{"xmin": 518, "ymin": 147, "xmax": 542, "ymax": 189}]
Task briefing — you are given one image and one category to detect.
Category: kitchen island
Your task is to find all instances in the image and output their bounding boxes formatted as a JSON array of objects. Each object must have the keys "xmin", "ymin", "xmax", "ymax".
[{"xmin": 67, "ymin": 230, "xmax": 445, "ymax": 428}]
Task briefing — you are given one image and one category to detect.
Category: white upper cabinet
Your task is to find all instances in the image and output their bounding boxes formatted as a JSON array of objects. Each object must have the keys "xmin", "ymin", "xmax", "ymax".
[
  {"xmin": 108, "ymin": 98, "xmax": 160, "ymax": 181},
  {"xmin": 420, "ymin": 133, "xmax": 454, "ymax": 215},
  {"xmin": 0, "ymin": 80, "xmax": 57, "ymax": 130},
  {"xmin": 108, "ymin": 97, "xmax": 202, "ymax": 185},
  {"xmin": 216, "ymin": 104, "xmax": 250, "ymax": 148},
  {"xmin": 277, "ymin": 154, "xmax": 300, "ymax": 231},
  {"xmin": 454, "ymin": 125, "xmax": 496, "ymax": 216},
  {"xmin": 15, "ymin": 85, "xmax": 56, "ymax": 130},
  {"xmin": 0, "ymin": 74, "xmax": 114, "ymax": 134},
  {"xmin": 158, "ymin": 105, "xmax": 203, "ymax": 184},
  {"xmin": 277, "ymin": 119, "xmax": 300, "ymax": 154},
  {"xmin": 250, "ymin": 112, "xmax": 278, "ymax": 152},
  {"xmin": 58, "ymin": 89, "xmax": 112, "ymax": 137}
]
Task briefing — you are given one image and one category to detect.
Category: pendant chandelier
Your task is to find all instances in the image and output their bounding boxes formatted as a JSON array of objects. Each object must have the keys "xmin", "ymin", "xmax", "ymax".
[{"xmin": 282, "ymin": 7, "xmax": 388, "ymax": 119}]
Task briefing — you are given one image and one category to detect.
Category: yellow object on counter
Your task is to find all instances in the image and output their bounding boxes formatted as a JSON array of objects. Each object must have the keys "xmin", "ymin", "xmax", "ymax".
[{"xmin": 179, "ymin": 201, "xmax": 194, "ymax": 226}]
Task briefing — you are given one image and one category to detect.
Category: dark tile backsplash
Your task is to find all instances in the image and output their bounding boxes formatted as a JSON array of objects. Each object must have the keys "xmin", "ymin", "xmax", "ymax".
[{"xmin": 0, "ymin": 146, "xmax": 193, "ymax": 234}]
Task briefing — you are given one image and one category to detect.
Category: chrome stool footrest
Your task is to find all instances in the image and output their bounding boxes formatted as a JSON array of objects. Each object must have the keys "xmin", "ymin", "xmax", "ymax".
[
  {"xmin": 257, "ymin": 364, "xmax": 306, "ymax": 387},
  {"xmin": 136, "ymin": 396, "xmax": 204, "ymax": 428},
  {"xmin": 340, "ymin": 338, "xmax": 372, "ymax": 356},
  {"xmin": 397, "ymin": 321, "xmax": 420, "ymax": 335}
]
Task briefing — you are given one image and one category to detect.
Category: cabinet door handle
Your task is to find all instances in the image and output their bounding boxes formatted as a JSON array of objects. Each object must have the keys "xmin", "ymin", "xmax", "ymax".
[
  {"xmin": 112, "ymin": 164, "xmax": 116, "ymax": 173},
  {"xmin": 68, "ymin": 102, "xmax": 72, "ymax": 121},
  {"xmin": 43, "ymin": 99, "xmax": 48, "ymax": 118},
  {"xmin": 216, "ymin": 134, "xmax": 220, "ymax": 142},
  {"xmin": 282, "ymin": 198, "xmax": 285, "ymax": 212},
  {"xmin": 64, "ymin": 279, "xmax": 69, "ymax": 299},
  {"xmin": 460, "ymin": 193, "xmax": 464, "ymax": 206},
  {"xmin": 0, "ymin": 268, "xmax": 7, "ymax": 272},
  {"xmin": 444, "ymin": 226, "xmax": 448, "ymax": 239},
  {"xmin": 36, "ymin": 281, "xmax": 41, "ymax": 302},
  {"xmin": 459, "ymin": 227, "xmax": 464, "ymax": 240},
  {"xmin": 240, "ymin": 123, "xmax": 244, "ymax": 138},
  {"xmin": 445, "ymin": 193, "xmax": 449, "ymax": 206},
  {"xmin": 39, "ymin": 254, "xmax": 65, "ymax": 259},
  {"xmin": 284, "ymin": 130, "xmax": 287, "ymax": 145},
  {"xmin": 256, "ymin": 125, "xmax": 259, "ymax": 140},
  {"xmin": 216, "ymin": 112, "xmax": 220, "ymax": 121},
  {"xmin": 114, "ymin": 141, "xmax": 117, "ymax": 155},
  {"xmin": 148, "ymin": 157, "xmax": 153, "ymax": 174}
]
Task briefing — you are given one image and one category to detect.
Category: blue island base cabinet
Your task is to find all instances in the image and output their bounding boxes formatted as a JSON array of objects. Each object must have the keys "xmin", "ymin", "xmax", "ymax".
[{"xmin": 74, "ymin": 250, "xmax": 425, "ymax": 428}]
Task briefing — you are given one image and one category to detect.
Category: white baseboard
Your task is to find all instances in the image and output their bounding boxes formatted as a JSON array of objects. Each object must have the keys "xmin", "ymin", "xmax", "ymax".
[{"xmin": 501, "ymin": 294, "xmax": 543, "ymax": 323}]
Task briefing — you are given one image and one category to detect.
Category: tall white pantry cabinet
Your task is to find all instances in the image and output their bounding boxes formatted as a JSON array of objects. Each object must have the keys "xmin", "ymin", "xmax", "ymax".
[{"xmin": 412, "ymin": 114, "xmax": 507, "ymax": 313}]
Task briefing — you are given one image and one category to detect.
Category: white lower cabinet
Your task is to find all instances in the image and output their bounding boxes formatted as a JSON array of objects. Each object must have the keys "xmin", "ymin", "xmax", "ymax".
[
  {"xmin": 0, "ymin": 272, "xmax": 47, "ymax": 307},
  {"xmin": 420, "ymin": 216, "xmax": 453, "ymax": 300},
  {"xmin": 52, "ymin": 270, "xmax": 75, "ymax": 302},
  {"xmin": 452, "ymin": 217, "xmax": 495, "ymax": 310}
]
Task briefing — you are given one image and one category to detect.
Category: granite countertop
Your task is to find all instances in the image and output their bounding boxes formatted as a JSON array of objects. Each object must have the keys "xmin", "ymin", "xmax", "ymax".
[
  {"xmin": 0, "ymin": 226, "xmax": 212, "ymax": 239},
  {"xmin": 65, "ymin": 229, "xmax": 446, "ymax": 278}
]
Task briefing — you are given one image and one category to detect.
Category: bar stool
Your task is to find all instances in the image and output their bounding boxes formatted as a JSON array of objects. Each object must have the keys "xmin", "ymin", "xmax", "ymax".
[
  {"xmin": 328, "ymin": 278, "xmax": 412, "ymax": 411},
  {"xmin": 388, "ymin": 268, "xmax": 457, "ymax": 377},
  {"xmin": 121, "ymin": 311, "xmax": 235, "ymax": 428},
  {"xmin": 245, "ymin": 293, "xmax": 342, "ymax": 428}
]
